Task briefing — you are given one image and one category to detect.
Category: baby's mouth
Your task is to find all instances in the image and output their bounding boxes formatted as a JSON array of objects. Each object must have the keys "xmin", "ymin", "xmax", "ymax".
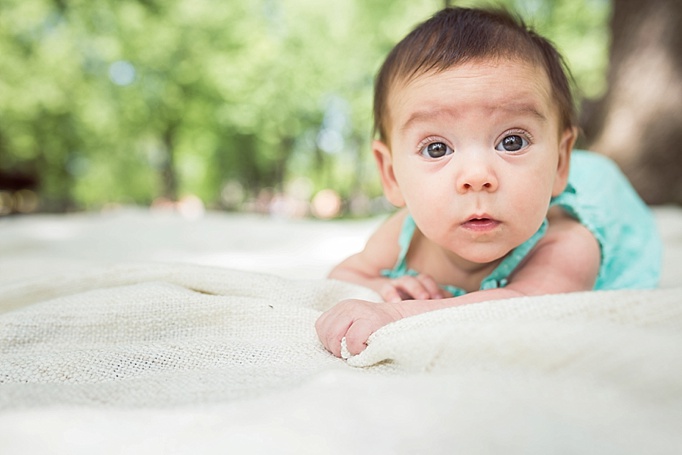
[{"xmin": 462, "ymin": 216, "xmax": 500, "ymax": 231}]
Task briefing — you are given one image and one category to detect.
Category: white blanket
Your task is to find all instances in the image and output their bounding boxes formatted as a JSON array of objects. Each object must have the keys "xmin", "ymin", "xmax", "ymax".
[{"xmin": 1, "ymin": 208, "xmax": 681, "ymax": 454}]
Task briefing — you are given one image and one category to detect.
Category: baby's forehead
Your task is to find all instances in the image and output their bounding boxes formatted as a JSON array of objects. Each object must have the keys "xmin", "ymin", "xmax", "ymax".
[{"xmin": 386, "ymin": 59, "xmax": 559, "ymax": 127}]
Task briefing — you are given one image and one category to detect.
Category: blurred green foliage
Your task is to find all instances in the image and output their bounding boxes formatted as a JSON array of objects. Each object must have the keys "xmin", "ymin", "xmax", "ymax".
[{"xmin": 0, "ymin": 0, "xmax": 610, "ymax": 215}]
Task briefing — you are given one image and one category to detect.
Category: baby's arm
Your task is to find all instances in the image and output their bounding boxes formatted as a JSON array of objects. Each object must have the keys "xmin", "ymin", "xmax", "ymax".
[
  {"xmin": 317, "ymin": 213, "xmax": 600, "ymax": 357},
  {"xmin": 329, "ymin": 209, "xmax": 446, "ymax": 301}
]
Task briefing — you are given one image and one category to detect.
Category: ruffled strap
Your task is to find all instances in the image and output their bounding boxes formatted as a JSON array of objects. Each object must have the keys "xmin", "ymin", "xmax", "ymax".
[{"xmin": 381, "ymin": 214, "xmax": 417, "ymax": 279}]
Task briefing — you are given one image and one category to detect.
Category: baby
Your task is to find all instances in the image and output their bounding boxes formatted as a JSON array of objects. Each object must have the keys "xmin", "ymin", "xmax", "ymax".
[{"xmin": 316, "ymin": 7, "xmax": 661, "ymax": 358}]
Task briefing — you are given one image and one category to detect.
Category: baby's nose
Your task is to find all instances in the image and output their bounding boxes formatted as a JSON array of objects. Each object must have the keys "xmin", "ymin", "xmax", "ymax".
[{"xmin": 455, "ymin": 156, "xmax": 498, "ymax": 193}]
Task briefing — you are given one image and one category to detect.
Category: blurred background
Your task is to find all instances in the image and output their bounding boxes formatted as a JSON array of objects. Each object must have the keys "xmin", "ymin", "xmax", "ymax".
[{"xmin": 1, "ymin": 0, "xmax": 680, "ymax": 219}]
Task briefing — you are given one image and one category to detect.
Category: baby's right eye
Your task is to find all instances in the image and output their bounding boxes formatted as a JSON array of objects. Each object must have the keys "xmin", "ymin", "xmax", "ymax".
[{"xmin": 419, "ymin": 142, "xmax": 453, "ymax": 159}]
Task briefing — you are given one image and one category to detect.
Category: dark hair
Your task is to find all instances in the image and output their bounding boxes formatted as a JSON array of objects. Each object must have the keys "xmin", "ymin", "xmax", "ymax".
[{"xmin": 373, "ymin": 7, "xmax": 577, "ymax": 142}]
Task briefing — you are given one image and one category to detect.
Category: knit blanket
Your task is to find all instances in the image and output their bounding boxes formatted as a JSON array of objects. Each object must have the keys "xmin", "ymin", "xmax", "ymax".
[{"xmin": 1, "ymin": 261, "xmax": 681, "ymax": 454}]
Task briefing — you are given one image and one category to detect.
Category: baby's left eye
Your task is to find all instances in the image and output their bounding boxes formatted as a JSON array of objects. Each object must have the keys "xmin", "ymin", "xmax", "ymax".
[
  {"xmin": 495, "ymin": 134, "xmax": 529, "ymax": 152},
  {"xmin": 420, "ymin": 141, "xmax": 453, "ymax": 159}
]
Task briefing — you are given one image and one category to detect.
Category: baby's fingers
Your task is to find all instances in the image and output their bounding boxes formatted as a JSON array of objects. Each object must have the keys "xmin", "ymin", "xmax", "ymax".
[
  {"xmin": 379, "ymin": 283, "xmax": 404, "ymax": 303},
  {"xmin": 389, "ymin": 276, "xmax": 430, "ymax": 300},
  {"xmin": 344, "ymin": 319, "xmax": 374, "ymax": 356},
  {"xmin": 315, "ymin": 299, "xmax": 403, "ymax": 358},
  {"xmin": 416, "ymin": 273, "xmax": 446, "ymax": 299},
  {"xmin": 381, "ymin": 275, "xmax": 445, "ymax": 301},
  {"xmin": 315, "ymin": 310, "xmax": 350, "ymax": 357}
]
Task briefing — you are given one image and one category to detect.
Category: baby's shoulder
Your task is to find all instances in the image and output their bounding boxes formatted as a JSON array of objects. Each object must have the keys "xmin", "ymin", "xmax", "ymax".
[{"xmin": 543, "ymin": 207, "xmax": 597, "ymax": 248}]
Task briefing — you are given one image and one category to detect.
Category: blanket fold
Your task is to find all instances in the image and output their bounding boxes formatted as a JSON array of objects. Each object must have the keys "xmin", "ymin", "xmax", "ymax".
[
  {"xmin": 1, "ymin": 263, "xmax": 378, "ymax": 408},
  {"xmin": 1, "ymin": 262, "xmax": 681, "ymax": 454}
]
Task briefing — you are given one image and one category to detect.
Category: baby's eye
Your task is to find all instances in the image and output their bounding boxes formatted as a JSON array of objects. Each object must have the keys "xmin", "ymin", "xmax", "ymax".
[
  {"xmin": 495, "ymin": 134, "xmax": 529, "ymax": 152},
  {"xmin": 420, "ymin": 142, "xmax": 453, "ymax": 159}
]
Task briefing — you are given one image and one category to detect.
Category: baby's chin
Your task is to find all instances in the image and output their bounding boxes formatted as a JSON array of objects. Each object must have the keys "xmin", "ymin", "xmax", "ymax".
[{"xmin": 449, "ymin": 245, "xmax": 515, "ymax": 268}]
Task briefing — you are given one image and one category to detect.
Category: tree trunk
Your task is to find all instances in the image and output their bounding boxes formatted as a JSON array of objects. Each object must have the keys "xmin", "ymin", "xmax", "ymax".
[
  {"xmin": 161, "ymin": 126, "xmax": 179, "ymax": 201},
  {"xmin": 582, "ymin": 0, "xmax": 682, "ymax": 205}
]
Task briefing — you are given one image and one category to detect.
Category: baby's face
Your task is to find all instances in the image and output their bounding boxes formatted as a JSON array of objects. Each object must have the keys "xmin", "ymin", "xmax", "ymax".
[{"xmin": 377, "ymin": 59, "xmax": 574, "ymax": 264}]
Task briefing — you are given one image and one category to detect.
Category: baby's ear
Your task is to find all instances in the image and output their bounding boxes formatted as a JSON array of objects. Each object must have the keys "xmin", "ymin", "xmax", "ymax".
[
  {"xmin": 552, "ymin": 127, "xmax": 577, "ymax": 196},
  {"xmin": 373, "ymin": 140, "xmax": 406, "ymax": 207}
]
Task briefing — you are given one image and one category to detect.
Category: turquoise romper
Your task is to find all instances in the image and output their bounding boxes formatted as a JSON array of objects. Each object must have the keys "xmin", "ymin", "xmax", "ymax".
[{"xmin": 381, "ymin": 150, "xmax": 662, "ymax": 296}]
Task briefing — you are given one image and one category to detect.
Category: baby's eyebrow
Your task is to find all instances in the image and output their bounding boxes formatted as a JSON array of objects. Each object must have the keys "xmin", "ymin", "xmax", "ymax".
[
  {"xmin": 399, "ymin": 107, "xmax": 457, "ymax": 134},
  {"xmin": 497, "ymin": 102, "xmax": 548, "ymax": 122},
  {"xmin": 400, "ymin": 102, "xmax": 547, "ymax": 133}
]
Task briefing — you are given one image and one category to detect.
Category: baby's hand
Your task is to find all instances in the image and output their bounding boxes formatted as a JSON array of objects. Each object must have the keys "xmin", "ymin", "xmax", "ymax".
[
  {"xmin": 380, "ymin": 274, "xmax": 450, "ymax": 303},
  {"xmin": 315, "ymin": 299, "xmax": 403, "ymax": 357}
]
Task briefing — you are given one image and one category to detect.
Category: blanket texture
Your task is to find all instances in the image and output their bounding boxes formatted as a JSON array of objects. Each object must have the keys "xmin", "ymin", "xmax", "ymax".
[{"xmin": 1, "ymin": 262, "xmax": 681, "ymax": 454}]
